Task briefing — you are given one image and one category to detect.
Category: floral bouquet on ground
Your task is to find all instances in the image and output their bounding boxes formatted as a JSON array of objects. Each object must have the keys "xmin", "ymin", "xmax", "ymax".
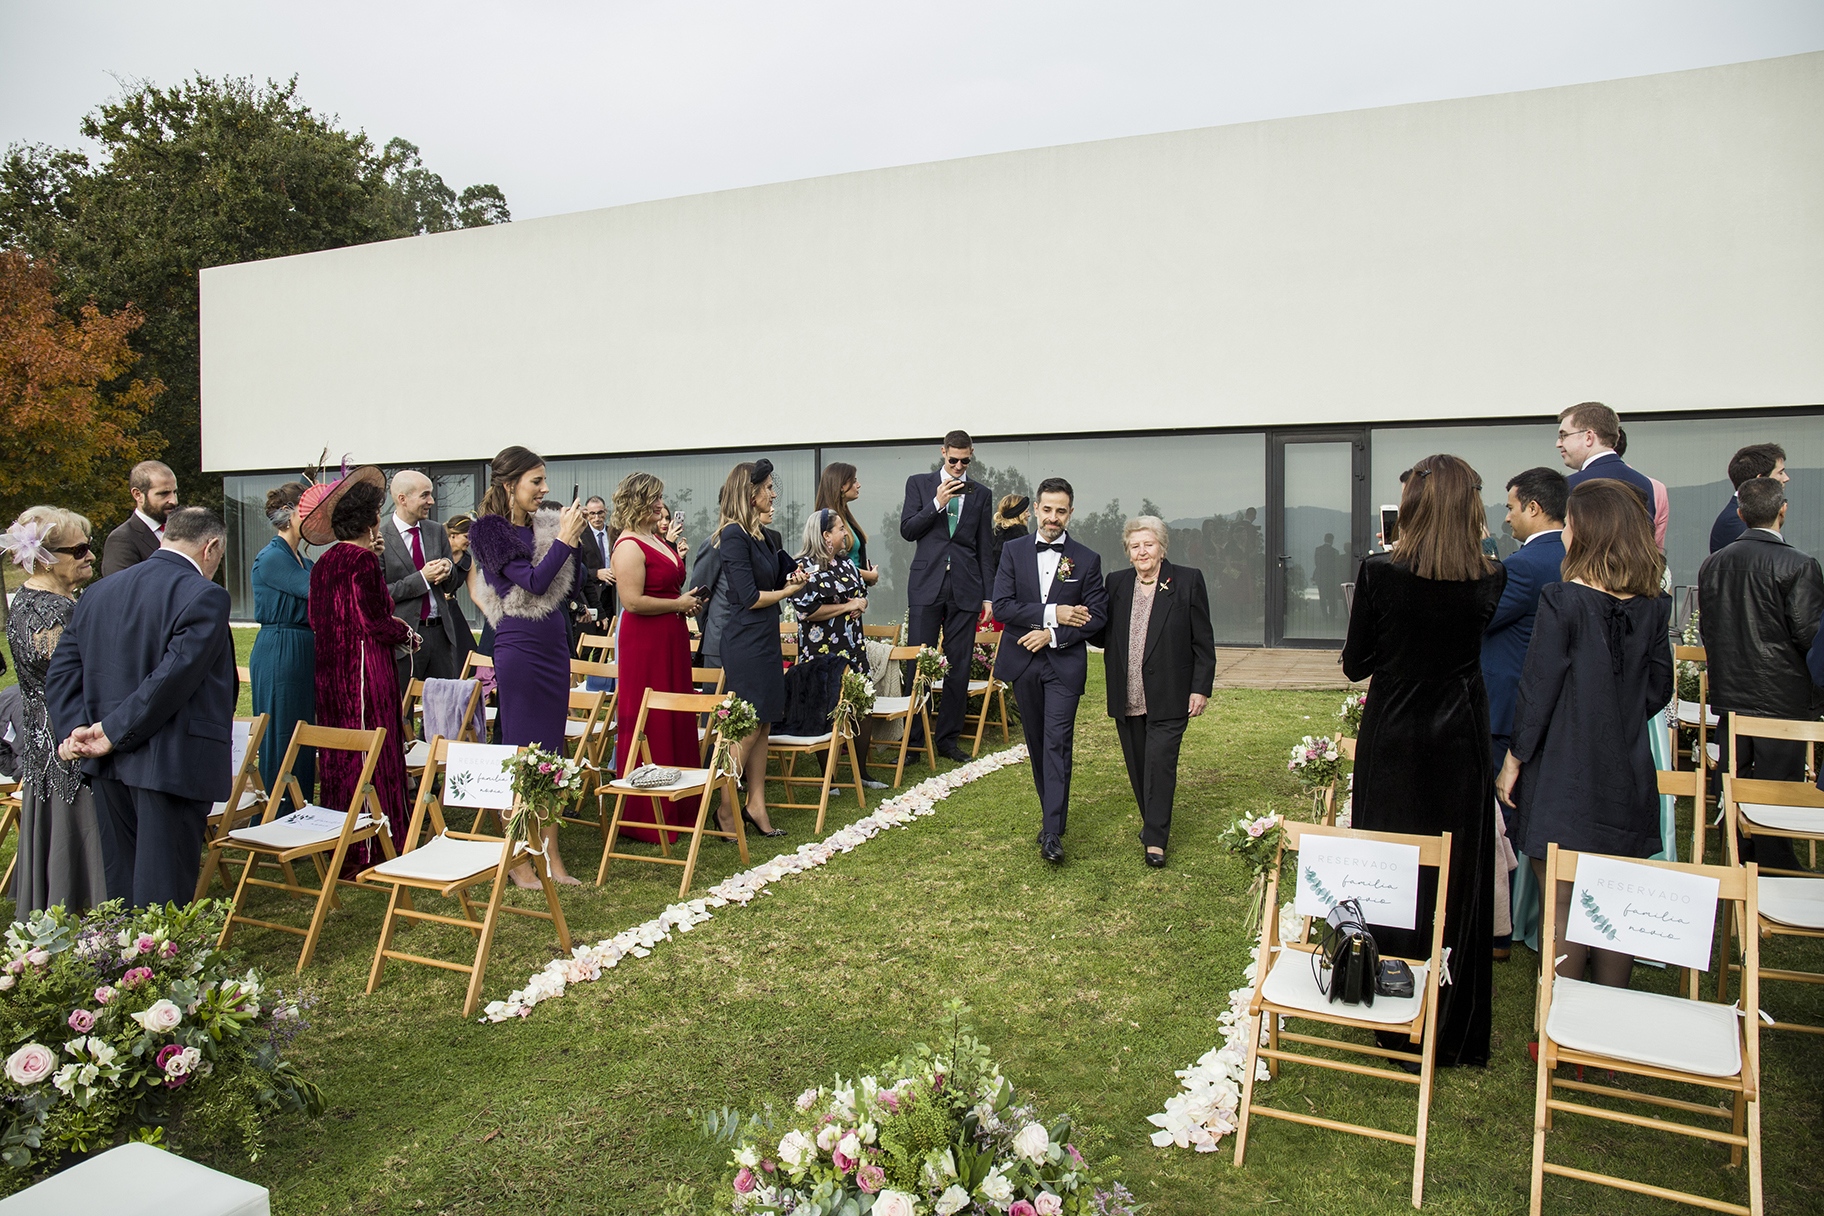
[
  {"xmin": 1336, "ymin": 691, "xmax": 1366, "ymax": 737},
  {"xmin": 0, "ymin": 900, "xmax": 321, "ymax": 1195},
  {"xmin": 1218, "ymin": 812, "xmax": 1285, "ymax": 934},
  {"xmin": 701, "ymin": 1002, "xmax": 1138, "ymax": 1215},
  {"xmin": 707, "ymin": 694, "xmax": 761, "ymax": 779},
  {"xmin": 500, "ymin": 746, "xmax": 586, "ymax": 847},
  {"xmin": 829, "ymin": 669, "xmax": 877, "ymax": 742}
]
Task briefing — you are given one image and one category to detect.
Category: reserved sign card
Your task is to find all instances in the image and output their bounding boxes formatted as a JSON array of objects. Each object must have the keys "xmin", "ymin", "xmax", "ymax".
[
  {"xmin": 444, "ymin": 743, "xmax": 518, "ymax": 809},
  {"xmin": 1294, "ymin": 835, "xmax": 1420, "ymax": 930},
  {"xmin": 231, "ymin": 720, "xmax": 252, "ymax": 776},
  {"xmin": 1567, "ymin": 855, "xmax": 1718, "ymax": 970}
]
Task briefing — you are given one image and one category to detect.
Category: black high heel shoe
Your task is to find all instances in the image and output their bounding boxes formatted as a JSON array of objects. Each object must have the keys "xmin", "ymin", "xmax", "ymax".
[{"xmin": 742, "ymin": 809, "xmax": 787, "ymax": 838}]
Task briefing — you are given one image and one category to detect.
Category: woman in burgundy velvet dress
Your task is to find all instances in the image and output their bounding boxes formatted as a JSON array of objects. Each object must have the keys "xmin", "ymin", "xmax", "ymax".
[
  {"xmin": 302, "ymin": 470, "xmax": 416, "ymax": 878},
  {"xmin": 608, "ymin": 473, "xmax": 705, "ymax": 844},
  {"xmin": 466, "ymin": 446, "xmax": 587, "ymax": 884}
]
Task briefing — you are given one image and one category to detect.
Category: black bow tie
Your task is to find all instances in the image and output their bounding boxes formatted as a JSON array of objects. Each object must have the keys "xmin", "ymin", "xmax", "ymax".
[{"xmin": 1035, "ymin": 542, "xmax": 1065, "ymax": 553}]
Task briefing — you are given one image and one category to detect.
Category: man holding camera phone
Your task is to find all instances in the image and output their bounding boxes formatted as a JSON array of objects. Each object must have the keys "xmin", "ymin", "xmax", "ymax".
[{"xmin": 901, "ymin": 429, "xmax": 997, "ymax": 762}]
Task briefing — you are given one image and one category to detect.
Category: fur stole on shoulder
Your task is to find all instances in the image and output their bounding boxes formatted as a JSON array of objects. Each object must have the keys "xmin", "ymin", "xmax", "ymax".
[{"xmin": 467, "ymin": 511, "xmax": 576, "ymax": 625}]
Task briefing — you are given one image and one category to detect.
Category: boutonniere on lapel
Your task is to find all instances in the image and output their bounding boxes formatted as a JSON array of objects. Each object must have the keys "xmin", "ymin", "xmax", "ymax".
[{"xmin": 1057, "ymin": 556, "xmax": 1076, "ymax": 581}]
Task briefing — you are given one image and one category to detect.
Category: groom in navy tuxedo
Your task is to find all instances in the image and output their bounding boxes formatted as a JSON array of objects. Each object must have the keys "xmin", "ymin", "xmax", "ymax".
[{"xmin": 994, "ymin": 478, "xmax": 1108, "ymax": 863}]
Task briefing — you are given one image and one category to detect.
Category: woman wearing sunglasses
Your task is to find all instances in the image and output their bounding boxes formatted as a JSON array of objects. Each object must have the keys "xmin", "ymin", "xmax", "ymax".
[{"xmin": 0, "ymin": 506, "xmax": 107, "ymax": 915}]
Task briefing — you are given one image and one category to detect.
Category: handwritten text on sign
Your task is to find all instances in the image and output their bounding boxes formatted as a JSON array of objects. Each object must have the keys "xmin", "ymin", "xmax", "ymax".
[
  {"xmin": 1294, "ymin": 836, "xmax": 1420, "ymax": 930},
  {"xmin": 1567, "ymin": 854, "xmax": 1718, "ymax": 971},
  {"xmin": 443, "ymin": 743, "xmax": 518, "ymax": 810}
]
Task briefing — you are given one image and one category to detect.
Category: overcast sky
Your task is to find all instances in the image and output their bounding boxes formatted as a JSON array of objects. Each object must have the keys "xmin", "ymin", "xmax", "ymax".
[{"xmin": 3, "ymin": 2, "xmax": 1820, "ymax": 221}]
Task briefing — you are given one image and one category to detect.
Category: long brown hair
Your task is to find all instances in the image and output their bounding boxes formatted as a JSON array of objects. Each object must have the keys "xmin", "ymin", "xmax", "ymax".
[
  {"xmin": 710, "ymin": 462, "xmax": 757, "ymax": 547},
  {"xmin": 478, "ymin": 446, "xmax": 543, "ymax": 520},
  {"xmin": 1561, "ymin": 479, "xmax": 1664, "ymax": 596},
  {"xmin": 816, "ymin": 462, "xmax": 865, "ymax": 546},
  {"xmin": 1393, "ymin": 453, "xmax": 1495, "ymax": 581}
]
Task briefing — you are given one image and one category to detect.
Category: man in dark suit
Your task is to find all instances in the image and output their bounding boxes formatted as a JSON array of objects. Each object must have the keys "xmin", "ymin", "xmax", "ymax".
[
  {"xmin": 577, "ymin": 496, "xmax": 619, "ymax": 623},
  {"xmin": 1481, "ymin": 467, "xmax": 1568, "ymax": 772},
  {"xmin": 1096, "ymin": 518, "xmax": 1214, "ymax": 867},
  {"xmin": 1710, "ymin": 443, "xmax": 1788, "ymax": 554},
  {"xmin": 99, "ymin": 460, "xmax": 179, "ymax": 577},
  {"xmin": 46, "ymin": 507, "xmax": 237, "ymax": 906},
  {"xmin": 993, "ymin": 477, "xmax": 1108, "ymax": 864},
  {"xmin": 1557, "ymin": 402, "xmax": 1655, "ymax": 514},
  {"xmin": 1701, "ymin": 477, "xmax": 1820, "ymax": 872},
  {"xmin": 382, "ymin": 470, "xmax": 465, "ymax": 689},
  {"xmin": 900, "ymin": 429, "xmax": 998, "ymax": 762}
]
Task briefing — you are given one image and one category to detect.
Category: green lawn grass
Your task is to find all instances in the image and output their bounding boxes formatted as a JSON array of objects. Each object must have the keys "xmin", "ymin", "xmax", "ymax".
[{"xmin": 3, "ymin": 636, "xmax": 1821, "ymax": 1214}]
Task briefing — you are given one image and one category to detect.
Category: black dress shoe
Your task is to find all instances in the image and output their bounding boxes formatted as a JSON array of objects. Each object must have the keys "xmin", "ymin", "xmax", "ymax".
[
  {"xmin": 937, "ymin": 743, "xmax": 971, "ymax": 764},
  {"xmin": 742, "ymin": 810, "xmax": 787, "ymax": 838},
  {"xmin": 1144, "ymin": 850, "xmax": 1166, "ymax": 868},
  {"xmin": 1038, "ymin": 833, "xmax": 1064, "ymax": 864}
]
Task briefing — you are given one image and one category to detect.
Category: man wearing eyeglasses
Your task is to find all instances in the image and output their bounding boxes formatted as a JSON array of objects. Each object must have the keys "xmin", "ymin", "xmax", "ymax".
[
  {"xmin": 901, "ymin": 429, "xmax": 997, "ymax": 762},
  {"xmin": 1555, "ymin": 402, "xmax": 1656, "ymax": 516}
]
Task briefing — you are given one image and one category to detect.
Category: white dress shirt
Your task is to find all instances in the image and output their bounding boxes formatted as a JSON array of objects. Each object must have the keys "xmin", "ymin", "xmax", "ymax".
[
  {"xmin": 393, "ymin": 513, "xmax": 440, "ymax": 619},
  {"xmin": 135, "ymin": 508, "xmax": 165, "ymax": 537},
  {"xmin": 167, "ymin": 547, "xmax": 204, "ymax": 577},
  {"xmin": 1521, "ymin": 528, "xmax": 1563, "ymax": 547},
  {"xmin": 1036, "ymin": 532, "xmax": 1070, "ymax": 647}
]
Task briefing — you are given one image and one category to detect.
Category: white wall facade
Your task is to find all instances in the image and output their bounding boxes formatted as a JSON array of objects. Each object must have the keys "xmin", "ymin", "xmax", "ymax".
[{"xmin": 200, "ymin": 51, "xmax": 1824, "ymax": 473}]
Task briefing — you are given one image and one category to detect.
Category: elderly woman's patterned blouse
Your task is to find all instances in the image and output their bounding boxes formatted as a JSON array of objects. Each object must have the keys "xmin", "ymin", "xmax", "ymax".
[{"xmin": 788, "ymin": 559, "xmax": 868, "ymax": 671}]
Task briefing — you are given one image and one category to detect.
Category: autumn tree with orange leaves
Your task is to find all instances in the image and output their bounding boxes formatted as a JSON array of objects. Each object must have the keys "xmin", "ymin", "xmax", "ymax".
[{"xmin": 0, "ymin": 249, "xmax": 164, "ymax": 534}]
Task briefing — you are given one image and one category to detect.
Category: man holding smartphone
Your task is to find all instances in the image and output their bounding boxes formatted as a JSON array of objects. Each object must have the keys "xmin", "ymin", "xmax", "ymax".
[{"xmin": 901, "ymin": 429, "xmax": 997, "ymax": 762}]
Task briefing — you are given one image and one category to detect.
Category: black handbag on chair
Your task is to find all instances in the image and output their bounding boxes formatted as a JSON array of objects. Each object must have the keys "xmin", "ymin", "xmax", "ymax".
[{"xmin": 1315, "ymin": 899, "xmax": 1381, "ymax": 1007}]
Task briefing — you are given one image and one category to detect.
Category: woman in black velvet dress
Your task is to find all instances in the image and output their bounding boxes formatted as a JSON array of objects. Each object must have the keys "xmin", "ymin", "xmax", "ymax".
[{"xmin": 1342, "ymin": 454, "xmax": 1506, "ymax": 1067}]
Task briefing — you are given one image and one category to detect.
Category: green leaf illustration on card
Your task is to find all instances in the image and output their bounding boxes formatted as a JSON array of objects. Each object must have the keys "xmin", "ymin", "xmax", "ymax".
[
  {"xmin": 1303, "ymin": 865, "xmax": 1336, "ymax": 909},
  {"xmin": 1580, "ymin": 888, "xmax": 1618, "ymax": 941}
]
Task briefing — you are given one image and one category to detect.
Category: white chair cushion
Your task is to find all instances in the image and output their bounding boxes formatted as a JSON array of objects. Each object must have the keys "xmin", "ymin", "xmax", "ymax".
[
  {"xmin": 770, "ymin": 732, "xmax": 834, "ymax": 747},
  {"xmin": 0, "ymin": 1141, "xmax": 268, "ymax": 1216},
  {"xmin": 1758, "ymin": 876, "xmax": 1824, "ymax": 929},
  {"xmin": 210, "ymin": 788, "xmax": 265, "ymax": 817},
  {"xmin": 403, "ymin": 739, "xmax": 430, "ymax": 769},
  {"xmin": 607, "ymin": 768, "xmax": 711, "ymax": 794},
  {"xmin": 1705, "ymin": 742, "xmax": 1720, "ymax": 764},
  {"xmin": 870, "ymin": 696, "xmax": 913, "ymax": 717},
  {"xmin": 485, "ymin": 706, "xmax": 498, "ymax": 720},
  {"xmin": 968, "ymin": 680, "xmax": 991, "ymax": 693},
  {"xmin": 1676, "ymin": 700, "xmax": 1719, "ymax": 727},
  {"xmin": 1258, "ymin": 947, "xmax": 1429, "ymax": 1026},
  {"xmin": 368, "ymin": 833, "xmax": 524, "ymax": 883},
  {"xmin": 1545, "ymin": 977, "xmax": 1741, "ymax": 1077},
  {"xmin": 1737, "ymin": 802, "xmax": 1824, "ymax": 833},
  {"xmin": 563, "ymin": 719, "xmax": 592, "ymax": 737},
  {"xmin": 225, "ymin": 806, "xmax": 378, "ymax": 852}
]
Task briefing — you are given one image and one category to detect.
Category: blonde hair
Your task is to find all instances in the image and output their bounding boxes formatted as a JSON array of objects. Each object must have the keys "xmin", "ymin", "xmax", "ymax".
[
  {"xmin": 1122, "ymin": 515, "xmax": 1169, "ymax": 552},
  {"xmin": 723, "ymin": 464, "xmax": 773, "ymax": 540},
  {"xmin": 611, "ymin": 472, "xmax": 664, "ymax": 533},
  {"xmin": 10, "ymin": 505, "xmax": 92, "ymax": 572}
]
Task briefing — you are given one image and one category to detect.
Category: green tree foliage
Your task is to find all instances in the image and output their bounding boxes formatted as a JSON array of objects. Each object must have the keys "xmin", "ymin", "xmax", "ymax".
[{"xmin": 0, "ymin": 75, "xmax": 510, "ymax": 509}]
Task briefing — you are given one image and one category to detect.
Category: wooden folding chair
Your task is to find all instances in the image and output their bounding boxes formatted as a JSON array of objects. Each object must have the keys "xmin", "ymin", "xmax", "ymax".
[
  {"xmin": 400, "ymin": 678, "xmax": 484, "ymax": 776},
  {"xmin": 194, "ymin": 714, "xmax": 272, "ymax": 899},
  {"xmin": 1719, "ymin": 764, "xmax": 1824, "ymax": 1033},
  {"xmin": 1234, "ymin": 820, "xmax": 1450, "ymax": 1209},
  {"xmin": 576, "ymin": 631, "xmax": 613, "ymax": 662},
  {"xmin": 961, "ymin": 629, "xmax": 1012, "ymax": 757},
  {"xmin": 596, "ymin": 689, "xmax": 749, "ymax": 896},
  {"xmin": 360, "ymin": 738, "xmax": 572, "ymax": 1017},
  {"xmin": 236, "ymin": 665, "xmax": 252, "ymax": 684},
  {"xmin": 0, "ymin": 782, "xmax": 19, "ymax": 895},
  {"xmin": 212, "ymin": 723, "xmax": 397, "ymax": 973},
  {"xmin": 559, "ymin": 686, "xmax": 611, "ymax": 834},
  {"xmin": 865, "ymin": 645, "xmax": 937, "ymax": 787},
  {"xmin": 1528, "ymin": 845, "xmax": 1762, "ymax": 1216},
  {"xmin": 1670, "ymin": 645, "xmax": 1719, "ymax": 856},
  {"xmin": 765, "ymin": 714, "xmax": 868, "ymax": 836},
  {"xmin": 1658, "ymin": 767, "xmax": 1709, "ymax": 998},
  {"xmin": 691, "ymin": 666, "xmax": 728, "ymax": 763},
  {"xmin": 459, "ymin": 652, "xmax": 499, "ymax": 736},
  {"xmin": 861, "ymin": 623, "xmax": 901, "ymax": 644}
]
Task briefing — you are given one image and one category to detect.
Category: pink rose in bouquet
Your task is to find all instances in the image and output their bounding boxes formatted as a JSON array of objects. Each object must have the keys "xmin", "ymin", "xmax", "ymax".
[{"xmin": 67, "ymin": 1009, "xmax": 96, "ymax": 1033}]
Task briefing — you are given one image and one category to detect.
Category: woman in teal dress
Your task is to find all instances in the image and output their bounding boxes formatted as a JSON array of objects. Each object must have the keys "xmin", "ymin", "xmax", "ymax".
[{"xmin": 250, "ymin": 483, "xmax": 316, "ymax": 806}]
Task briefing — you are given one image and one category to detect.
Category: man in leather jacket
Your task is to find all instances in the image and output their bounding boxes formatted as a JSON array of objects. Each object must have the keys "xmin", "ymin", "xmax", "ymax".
[{"xmin": 1698, "ymin": 477, "xmax": 1820, "ymax": 869}]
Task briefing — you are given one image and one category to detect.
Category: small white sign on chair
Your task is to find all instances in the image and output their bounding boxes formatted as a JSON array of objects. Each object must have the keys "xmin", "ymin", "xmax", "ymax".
[
  {"xmin": 1566, "ymin": 855, "xmax": 1718, "ymax": 970},
  {"xmin": 1294, "ymin": 835, "xmax": 1420, "ymax": 930},
  {"xmin": 443, "ymin": 743, "xmax": 518, "ymax": 809},
  {"xmin": 231, "ymin": 720, "xmax": 252, "ymax": 775}
]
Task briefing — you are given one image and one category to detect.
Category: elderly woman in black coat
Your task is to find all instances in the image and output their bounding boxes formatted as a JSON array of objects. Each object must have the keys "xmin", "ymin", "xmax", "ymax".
[{"xmin": 1094, "ymin": 516, "xmax": 1215, "ymax": 868}]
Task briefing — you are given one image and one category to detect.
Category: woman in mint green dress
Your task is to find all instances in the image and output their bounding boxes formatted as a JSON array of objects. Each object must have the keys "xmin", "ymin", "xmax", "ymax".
[{"xmin": 250, "ymin": 483, "xmax": 315, "ymax": 806}]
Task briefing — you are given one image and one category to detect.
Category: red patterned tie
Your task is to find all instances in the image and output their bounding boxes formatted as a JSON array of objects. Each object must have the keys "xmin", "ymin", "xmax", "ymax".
[{"xmin": 409, "ymin": 525, "xmax": 429, "ymax": 621}]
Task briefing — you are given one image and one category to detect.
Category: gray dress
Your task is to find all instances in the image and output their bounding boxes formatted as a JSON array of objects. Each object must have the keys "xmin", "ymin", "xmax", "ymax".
[{"xmin": 6, "ymin": 587, "xmax": 108, "ymax": 914}]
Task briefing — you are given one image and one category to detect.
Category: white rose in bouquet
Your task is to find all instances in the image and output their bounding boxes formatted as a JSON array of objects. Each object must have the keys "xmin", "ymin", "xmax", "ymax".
[
  {"xmin": 735, "ymin": 1145, "xmax": 759, "ymax": 1169},
  {"xmin": 934, "ymin": 1185, "xmax": 971, "ymax": 1216},
  {"xmin": 873, "ymin": 1192, "xmax": 918, "ymax": 1216},
  {"xmin": 979, "ymin": 1166, "xmax": 1014, "ymax": 1204},
  {"xmin": 1012, "ymin": 1120, "xmax": 1050, "ymax": 1163},
  {"xmin": 815, "ymin": 1123, "xmax": 842, "ymax": 1153},
  {"xmin": 131, "ymin": 999, "xmax": 184, "ymax": 1033},
  {"xmin": 4, "ymin": 1043, "xmax": 55, "ymax": 1086},
  {"xmin": 777, "ymin": 1129, "xmax": 816, "ymax": 1171}
]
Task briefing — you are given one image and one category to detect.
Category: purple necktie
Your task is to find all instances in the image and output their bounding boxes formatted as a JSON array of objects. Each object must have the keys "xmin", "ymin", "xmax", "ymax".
[{"xmin": 409, "ymin": 526, "xmax": 429, "ymax": 621}]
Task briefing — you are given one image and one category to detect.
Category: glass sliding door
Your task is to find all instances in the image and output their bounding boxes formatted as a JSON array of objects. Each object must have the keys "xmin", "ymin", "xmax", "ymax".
[{"xmin": 1268, "ymin": 431, "xmax": 1367, "ymax": 647}]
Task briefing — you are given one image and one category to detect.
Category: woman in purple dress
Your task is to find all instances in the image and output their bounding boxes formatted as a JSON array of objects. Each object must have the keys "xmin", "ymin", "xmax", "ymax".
[{"xmin": 466, "ymin": 446, "xmax": 587, "ymax": 886}]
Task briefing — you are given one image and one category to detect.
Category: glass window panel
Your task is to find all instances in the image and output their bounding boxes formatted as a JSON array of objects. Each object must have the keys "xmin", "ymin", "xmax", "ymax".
[
  {"xmin": 221, "ymin": 472, "xmax": 304, "ymax": 620},
  {"xmin": 1371, "ymin": 422, "xmax": 1560, "ymax": 561},
  {"xmin": 1281, "ymin": 442, "xmax": 1353, "ymax": 641}
]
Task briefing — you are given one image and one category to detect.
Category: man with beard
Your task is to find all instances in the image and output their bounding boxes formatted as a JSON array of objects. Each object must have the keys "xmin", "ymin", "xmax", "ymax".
[{"xmin": 100, "ymin": 461, "xmax": 180, "ymax": 577}]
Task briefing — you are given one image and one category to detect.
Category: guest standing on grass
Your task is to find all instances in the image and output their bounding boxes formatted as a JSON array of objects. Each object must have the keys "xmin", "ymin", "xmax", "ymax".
[
  {"xmin": 713, "ymin": 459, "xmax": 808, "ymax": 838},
  {"xmin": 609, "ymin": 472, "xmax": 705, "ymax": 843},
  {"xmin": 301, "ymin": 469, "xmax": 416, "ymax": 879},
  {"xmin": 1093, "ymin": 516, "xmax": 1214, "ymax": 869},
  {"xmin": 816, "ymin": 462, "xmax": 881, "ymax": 587},
  {"xmin": 1498, "ymin": 480, "xmax": 1672, "ymax": 994},
  {"xmin": 3, "ymin": 506, "xmax": 107, "ymax": 914},
  {"xmin": 1342, "ymin": 454, "xmax": 1506, "ymax": 1068},
  {"xmin": 98, "ymin": 460, "xmax": 179, "ymax": 578},
  {"xmin": 467, "ymin": 446, "xmax": 587, "ymax": 885},
  {"xmin": 783, "ymin": 508, "xmax": 886, "ymax": 789},
  {"xmin": 250, "ymin": 482, "xmax": 316, "ymax": 810}
]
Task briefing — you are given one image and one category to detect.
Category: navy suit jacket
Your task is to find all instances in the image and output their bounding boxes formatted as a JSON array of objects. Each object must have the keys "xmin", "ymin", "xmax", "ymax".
[
  {"xmin": 1480, "ymin": 529, "xmax": 1565, "ymax": 740},
  {"xmin": 992, "ymin": 533, "xmax": 1108, "ymax": 694},
  {"xmin": 45, "ymin": 549, "xmax": 236, "ymax": 801},
  {"xmin": 1710, "ymin": 495, "xmax": 1747, "ymax": 554},
  {"xmin": 1566, "ymin": 452, "xmax": 1655, "ymax": 515},
  {"xmin": 899, "ymin": 471, "xmax": 997, "ymax": 607}
]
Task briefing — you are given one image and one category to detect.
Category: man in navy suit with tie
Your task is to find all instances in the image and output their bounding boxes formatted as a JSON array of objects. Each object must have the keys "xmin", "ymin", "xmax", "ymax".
[
  {"xmin": 47, "ymin": 507, "xmax": 238, "ymax": 907},
  {"xmin": 901, "ymin": 429, "xmax": 998, "ymax": 762},
  {"xmin": 1710, "ymin": 443, "xmax": 1788, "ymax": 554},
  {"xmin": 1481, "ymin": 468, "xmax": 1567, "ymax": 769},
  {"xmin": 1557, "ymin": 402, "xmax": 1655, "ymax": 514},
  {"xmin": 994, "ymin": 478, "xmax": 1108, "ymax": 863}
]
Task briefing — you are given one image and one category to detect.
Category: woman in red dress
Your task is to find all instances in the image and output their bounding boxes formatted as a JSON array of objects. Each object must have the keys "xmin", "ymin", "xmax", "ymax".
[{"xmin": 609, "ymin": 473, "xmax": 705, "ymax": 843}]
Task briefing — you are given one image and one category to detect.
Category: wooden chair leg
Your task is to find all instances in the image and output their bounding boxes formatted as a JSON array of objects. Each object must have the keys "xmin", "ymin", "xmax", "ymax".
[
  {"xmin": 892, "ymin": 725, "xmax": 911, "ymax": 788},
  {"xmin": 922, "ymin": 709, "xmax": 938, "ymax": 771},
  {"xmin": 596, "ymin": 792, "xmax": 629, "ymax": 885},
  {"xmin": 1411, "ymin": 1035, "xmax": 1434, "ymax": 1207},
  {"xmin": 297, "ymin": 843, "xmax": 350, "ymax": 973},
  {"xmin": 462, "ymin": 874, "xmax": 510, "ymax": 1019},
  {"xmin": 676, "ymin": 786, "xmax": 715, "ymax": 899},
  {"xmin": 1233, "ymin": 1006, "xmax": 1262, "ymax": 1167},
  {"xmin": 218, "ymin": 848, "xmax": 258, "ymax": 948},
  {"xmin": 365, "ymin": 883, "xmax": 405, "ymax": 994},
  {"xmin": 541, "ymin": 852, "xmax": 573, "ymax": 953},
  {"xmin": 456, "ymin": 886, "xmax": 483, "ymax": 937},
  {"xmin": 997, "ymin": 686, "xmax": 1011, "ymax": 743}
]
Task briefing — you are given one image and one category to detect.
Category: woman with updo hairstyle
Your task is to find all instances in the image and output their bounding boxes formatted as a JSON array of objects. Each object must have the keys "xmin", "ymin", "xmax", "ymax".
[
  {"xmin": 302, "ymin": 467, "xmax": 417, "ymax": 876},
  {"xmin": 1342, "ymin": 452, "xmax": 1506, "ymax": 1068},
  {"xmin": 249, "ymin": 481, "xmax": 315, "ymax": 809}
]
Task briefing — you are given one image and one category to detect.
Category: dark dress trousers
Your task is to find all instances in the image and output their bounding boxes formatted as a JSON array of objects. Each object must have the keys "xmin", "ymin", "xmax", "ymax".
[
  {"xmin": 1710, "ymin": 494, "xmax": 1747, "ymax": 554},
  {"xmin": 382, "ymin": 516, "xmax": 465, "ymax": 688},
  {"xmin": 1342, "ymin": 553, "xmax": 1505, "ymax": 1067},
  {"xmin": 993, "ymin": 533, "xmax": 1108, "ymax": 839},
  {"xmin": 1095, "ymin": 561, "xmax": 1215, "ymax": 850},
  {"xmin": 1479, "ymin": 529, "xmax": 1565, "ymax": 765},
  {"xmin": 99, "ymin": 512, "xmax": 161, "ymax": 578},
  {"xmin": 1565, "ymin": 451, "xmax": 1655, "ymax": 515},
  {"xmin": 1507, "ymin": 583, "xmax": 1673, "ymax": 861},
  {"xmin": 901, "ymin": 471, "xmax": 997, "ymax": 749},
  {"xmin": 45, "ymin": 549, "xmax": 236, "ymax": 906}
]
